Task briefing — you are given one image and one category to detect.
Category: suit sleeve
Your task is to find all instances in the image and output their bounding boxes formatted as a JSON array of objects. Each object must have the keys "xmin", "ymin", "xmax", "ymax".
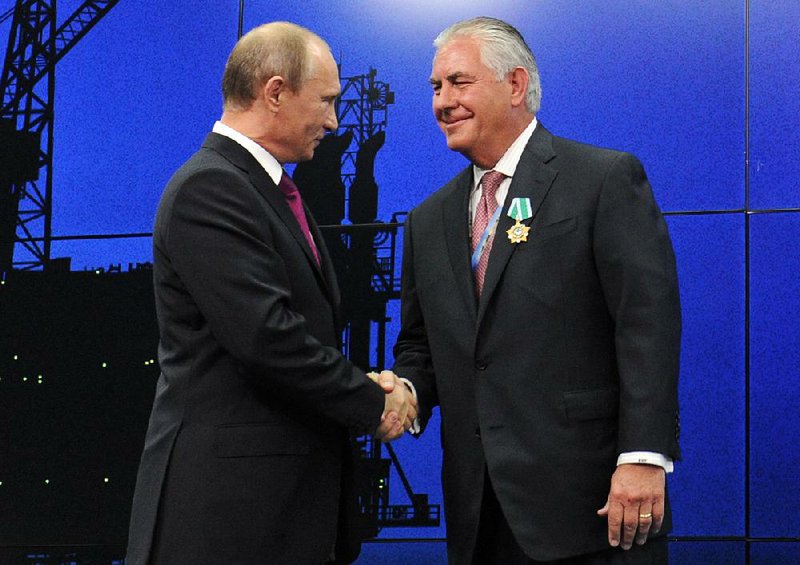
[
  {"xmin": 392, "ymin": 210, "xmax": 437, "ymax": 433},
  {"xmin": 592, "ymin": 153, "xmax": 682, "ymax": 460},
  {"xmin": 161, "ymin": 165, "xmax": 385, "ymax": 435}
]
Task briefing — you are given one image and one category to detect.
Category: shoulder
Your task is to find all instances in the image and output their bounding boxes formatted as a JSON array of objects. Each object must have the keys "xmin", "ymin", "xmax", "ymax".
[
  {"xmin": 529, "ymin": 122, "xmax": 636, "ymax": 165},
  {"xmin": 160, "ymin": 149, "xmax": 248, "ymax": 210},
  {"xmin": 551, "ymin": 132, "xmax": 635, "ymax": 167},
  {"xmin": 155, "ymin": 146, "xmax": 269, "ymax": 244},
  {"xmin": 536, "ymin": 129, "xmax": 647, "ymax": 187}
]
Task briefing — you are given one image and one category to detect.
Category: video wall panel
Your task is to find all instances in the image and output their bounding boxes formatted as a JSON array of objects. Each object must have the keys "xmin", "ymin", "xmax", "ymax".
[
  {"xmin": 665, "ymin": 214, "xmax": 746, "ymax": 537},
  {"xmin": 669, "ymin": 541, "xmax": 745, "ymax": 564},
  {"xmin": 749, "ymin": 0, "xmax": 800, "ymax": 210},
  {"xmin": 749, "ymin": 212, "xmax": 800, "ymax": 537}
]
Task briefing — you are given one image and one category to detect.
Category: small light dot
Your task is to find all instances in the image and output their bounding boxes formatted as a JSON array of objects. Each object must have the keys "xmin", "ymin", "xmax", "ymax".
[
  {"xmin": 13, "ymin": 355, "xmax": 18, "ymax": 360},
  {"xmin": 103, "ymin": 477, "xmax": 110, "ymax": 483},
  {"xmin": 101, "ymin": 362, "xmax": 108, "ymax": 368},
  {"xmin": 44, "ymin": 479, "xmax": 49, "ymax": 485},
  {"xmin": 22, "ymin": 377, "xmax": 28, "ymax": 382}
]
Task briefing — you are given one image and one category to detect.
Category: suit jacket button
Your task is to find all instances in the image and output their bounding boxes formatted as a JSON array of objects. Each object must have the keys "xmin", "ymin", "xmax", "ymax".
[{"xmin": 475, "ymin": 362, "xmax": 487, "ymax": 371}]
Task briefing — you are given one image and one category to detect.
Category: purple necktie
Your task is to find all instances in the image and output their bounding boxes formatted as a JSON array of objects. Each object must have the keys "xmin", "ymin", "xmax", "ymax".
[
  {"xmin": 278, "ymin": 172, "xmax": 320, "ymax": 266},
  {"xmin": 471, "ymin": 170, "xmax": 506, "ymax": 295}
]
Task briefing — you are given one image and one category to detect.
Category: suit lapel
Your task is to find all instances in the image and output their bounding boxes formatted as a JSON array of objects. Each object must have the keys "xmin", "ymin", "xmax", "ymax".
[
  {"xmin": 306, "ymin": 207, "xmax": 341, "ymax": 307},
  {"xmin": 252, "ymin": 172, "xmax": 339, "ymax": 305},
  {"xmin": 441, "ymin": 168, "xmax": 479, "ymax": 319},
  {"xmin": 253, "ymin": 173, "xmax": 323, "ymax": 274},
  {"xmin": 202, "ymin": 133, "xmax": 337, "ymax": 304},
  {"xmin": 477, "ymin": 126, "xmax": 559, "ymax": 323}
]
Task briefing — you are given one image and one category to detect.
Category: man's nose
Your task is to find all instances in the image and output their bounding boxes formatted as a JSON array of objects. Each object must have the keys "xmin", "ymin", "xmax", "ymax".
[
  {"xmin": 433, "ymin": 83, "xmax": 456, "ymax": 113},
  {"xmin": 325, "ymin": 105, "xmax": 339, "ymax": 132}
]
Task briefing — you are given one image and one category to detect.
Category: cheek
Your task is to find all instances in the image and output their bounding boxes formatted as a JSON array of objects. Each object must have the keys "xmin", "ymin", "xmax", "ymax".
[{"xmin": 314, "ymin": 106, "xmax": 329, "ymax": 127}]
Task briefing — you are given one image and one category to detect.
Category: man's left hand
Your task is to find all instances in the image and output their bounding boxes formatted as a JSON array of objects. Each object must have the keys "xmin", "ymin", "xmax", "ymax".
[{"xmin": 597, "ymin": 464, "xmax": 665, "ymax": 550}]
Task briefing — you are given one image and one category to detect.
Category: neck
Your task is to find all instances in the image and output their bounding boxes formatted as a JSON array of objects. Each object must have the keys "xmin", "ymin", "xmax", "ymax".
[{"xmin": 220, "ymin": 108, "xmax": 283, "ymax": 161}]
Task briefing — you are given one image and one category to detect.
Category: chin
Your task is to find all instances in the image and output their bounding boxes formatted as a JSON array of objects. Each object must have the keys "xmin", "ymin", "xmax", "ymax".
[{"xmin": 445, "ymin": 136, "xmax": 473, "ymax": 154}]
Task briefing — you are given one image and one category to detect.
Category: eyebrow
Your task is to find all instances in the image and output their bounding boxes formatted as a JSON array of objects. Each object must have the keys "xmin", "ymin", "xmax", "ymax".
[{"xmin": 430, "ymin": 71, "xmax": 473, "ymax": 85}]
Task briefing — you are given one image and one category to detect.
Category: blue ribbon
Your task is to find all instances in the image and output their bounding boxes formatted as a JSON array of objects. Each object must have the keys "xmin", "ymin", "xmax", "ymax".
[{"xmin": 471, "ymin": 205, "xmax": 504, "ymax": 272}]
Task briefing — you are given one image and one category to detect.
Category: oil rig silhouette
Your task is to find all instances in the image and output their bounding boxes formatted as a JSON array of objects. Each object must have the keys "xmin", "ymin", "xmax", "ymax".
[{"xmin": 0, "ymin": 2, "xmax": 438, "ymax": 561}]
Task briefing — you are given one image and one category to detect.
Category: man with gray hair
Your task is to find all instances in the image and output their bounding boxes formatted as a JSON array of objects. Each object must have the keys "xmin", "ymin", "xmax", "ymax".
[
  {"xmin": 391, "ymin": 16, "xmax": 681, "ymax": 564},
  {"xmin": 126, "ymin": 22, "xmax": 415, "ymax": 564}
]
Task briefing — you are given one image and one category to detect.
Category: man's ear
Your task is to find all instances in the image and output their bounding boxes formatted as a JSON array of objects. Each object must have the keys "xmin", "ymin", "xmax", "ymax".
[
  {"xmin": 508, "ymin": 67, "xmax": 530, "ymax": 108},
  {"xmin": 263, "ymin": 76, "xmax": 286, "ymax": 112}
]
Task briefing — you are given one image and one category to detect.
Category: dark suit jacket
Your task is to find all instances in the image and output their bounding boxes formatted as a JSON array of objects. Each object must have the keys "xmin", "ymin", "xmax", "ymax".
[
  {"xmin": 393, "ymin": 124, "xmax": 681, "ymax": 563},
  {"xmin": 126, "ymin": 133, "xmax": 385, "ymax": 564}
]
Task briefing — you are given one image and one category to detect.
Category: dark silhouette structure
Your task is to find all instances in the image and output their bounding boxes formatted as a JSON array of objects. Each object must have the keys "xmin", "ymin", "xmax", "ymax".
[
  {"xmin": 293, "ymin": 131, "xmax": 353, "ymax": 226},
  {"xmin": 0, "ymin": 0, "xmax": 119, "ymax": 274},
  {"xmin": 349, "ymin": 130, "xmax": 385, "ymax": 224},
  {"xmin": 0, "ymin": 119, "xmax": 39, "ymax": 273}
]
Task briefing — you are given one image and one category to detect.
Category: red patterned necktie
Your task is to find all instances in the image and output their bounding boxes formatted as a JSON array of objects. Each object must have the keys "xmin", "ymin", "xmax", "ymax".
[
  {"xmin": 471, "ymin": 170, "xmax": 506, "ymax": 295},
  {"xmin": 278, "ymin": 172, "xmax": 320, "ymax": 266}
]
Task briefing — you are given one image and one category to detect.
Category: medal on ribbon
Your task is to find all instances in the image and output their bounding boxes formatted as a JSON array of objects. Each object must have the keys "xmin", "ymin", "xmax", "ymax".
[{"xmin": 506, "ymin": 197, "xmax": 532, "ymax": 243}]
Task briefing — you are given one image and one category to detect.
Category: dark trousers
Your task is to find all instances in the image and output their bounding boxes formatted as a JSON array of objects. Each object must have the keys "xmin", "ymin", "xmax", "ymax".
[{"xmin": 471, "ymin": 473, "xmax": 668, "ymax": 565}]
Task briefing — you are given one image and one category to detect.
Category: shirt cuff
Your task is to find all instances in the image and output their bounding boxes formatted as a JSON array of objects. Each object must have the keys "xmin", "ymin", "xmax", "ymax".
[
  {"xmin": 398, "ymin": 377, "xmax": 421, "ymax": 435},
  {"xmin": 617, "ymin": 451, "xmax": 674, "ymax": 473}
]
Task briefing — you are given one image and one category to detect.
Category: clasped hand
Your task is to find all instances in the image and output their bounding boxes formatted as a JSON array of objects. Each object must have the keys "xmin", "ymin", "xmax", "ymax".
[{"xmin": 369, "ymin": 370, "xmax": 416, "ymax": 442}]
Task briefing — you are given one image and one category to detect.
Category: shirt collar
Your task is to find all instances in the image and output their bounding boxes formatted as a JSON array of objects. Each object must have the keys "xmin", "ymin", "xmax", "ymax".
[
  {"xmin": 212, "ymin": 121, "xmax": 284, "ymax": 186},
  {"xmin": 472, "ymin": 116, "xmax": 538, "ymax": 189}
]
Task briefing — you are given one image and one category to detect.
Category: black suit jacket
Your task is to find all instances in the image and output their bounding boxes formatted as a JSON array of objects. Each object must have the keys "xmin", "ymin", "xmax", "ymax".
[
  {"xmin": 126, "ymin": 133, "xmax": 385, "ymax": 564},
  {"xmin": 393, "ymin": 124, "xmax": 681, "ymax": 562}
]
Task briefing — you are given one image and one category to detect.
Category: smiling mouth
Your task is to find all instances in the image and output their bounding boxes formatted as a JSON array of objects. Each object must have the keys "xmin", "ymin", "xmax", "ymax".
[{"xmin": 442, "ymin": 117, "xmax": 469, "ymax": 131}]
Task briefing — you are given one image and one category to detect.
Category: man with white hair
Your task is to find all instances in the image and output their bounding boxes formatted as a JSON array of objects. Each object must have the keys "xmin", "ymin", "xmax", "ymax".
[{"xmin": 392, "ymin": 16, "xmax": 681, "ymax": 564}]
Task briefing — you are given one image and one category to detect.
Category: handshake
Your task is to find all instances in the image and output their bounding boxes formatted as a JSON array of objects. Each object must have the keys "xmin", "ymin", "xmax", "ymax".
[{"xmin": 368, "ymin": 370, "xmax": 417, "ymax": 443}]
